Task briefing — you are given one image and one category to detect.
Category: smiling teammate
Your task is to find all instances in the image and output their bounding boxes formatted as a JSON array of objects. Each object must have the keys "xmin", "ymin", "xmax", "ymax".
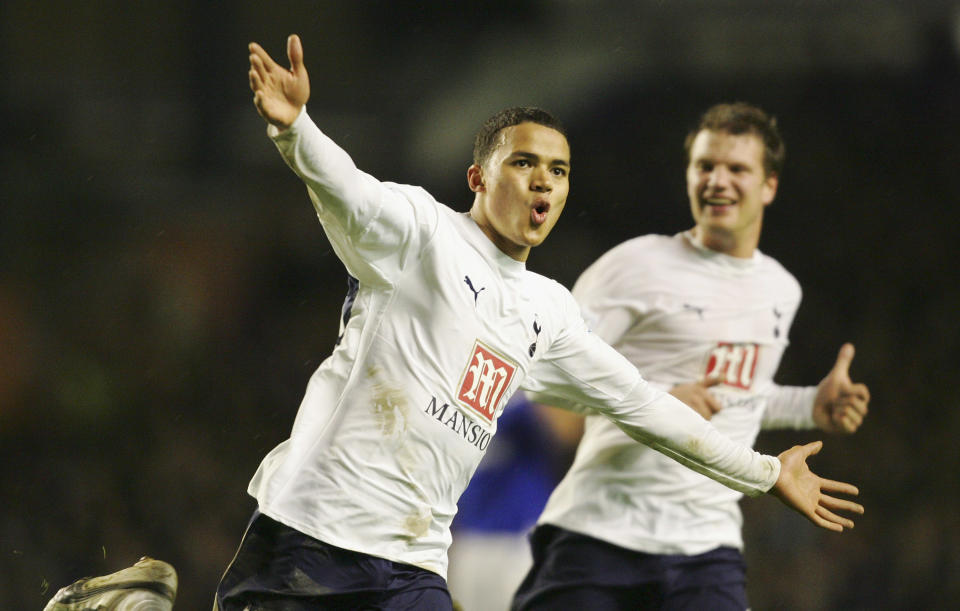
[
  {"xmin": 216, "ymin": 39, "xmax": 864, "ymax": 610},
  {"xmin": 511, "ymin": 103, "xmax": 871, "ymax": 610}
]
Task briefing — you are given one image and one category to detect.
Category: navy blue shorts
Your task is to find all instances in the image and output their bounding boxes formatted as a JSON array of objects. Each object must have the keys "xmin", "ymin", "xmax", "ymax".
[
  {"xmin": 511, "ymin": 525, "xmax": 748, "ymax": 611},
  {"xmin": 215, "ymin": 512, "xmax": 453, "ymax": 611}
]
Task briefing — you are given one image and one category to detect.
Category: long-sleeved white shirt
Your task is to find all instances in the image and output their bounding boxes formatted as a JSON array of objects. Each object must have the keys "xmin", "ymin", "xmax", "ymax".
[
  {"xmin": 538, "ymin": 232, "xmax": 816, "ymax": 555},
  {"xmin": 248, "ymin": 109, "xmax": 781, "ymax": 577}
]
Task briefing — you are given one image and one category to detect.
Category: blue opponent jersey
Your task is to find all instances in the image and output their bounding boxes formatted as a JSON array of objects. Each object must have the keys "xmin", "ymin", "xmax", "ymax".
[{"xmin": 452, "ymin": 395, "xmax": 559, "ymax": 533}]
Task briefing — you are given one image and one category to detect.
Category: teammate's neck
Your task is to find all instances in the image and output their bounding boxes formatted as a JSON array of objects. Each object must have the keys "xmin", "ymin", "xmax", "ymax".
[{"xmin": 690, "ymin": 227, "xmax": 758, "ymax": 259}]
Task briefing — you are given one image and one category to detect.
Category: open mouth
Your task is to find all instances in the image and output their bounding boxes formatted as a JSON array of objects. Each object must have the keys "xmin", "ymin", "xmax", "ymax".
[{"xmin": 531, "ymin": 201, "xmax": 550, "ymax": 225}]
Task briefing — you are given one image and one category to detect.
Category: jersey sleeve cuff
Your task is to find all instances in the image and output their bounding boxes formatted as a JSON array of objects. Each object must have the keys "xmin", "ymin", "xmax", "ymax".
[{"xmin": 267, "ymin": 105, "xmax": 309, "ymax": 140}]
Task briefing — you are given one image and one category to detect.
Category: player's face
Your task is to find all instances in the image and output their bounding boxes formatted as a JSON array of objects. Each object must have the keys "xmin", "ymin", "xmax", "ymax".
[
  {"xmin": 468, "ymin": 122, "xmax": 570, "ymax": 262},
  {"xmin": 686, "ymin": 129, "xmax": 777, "ymax": 258}
]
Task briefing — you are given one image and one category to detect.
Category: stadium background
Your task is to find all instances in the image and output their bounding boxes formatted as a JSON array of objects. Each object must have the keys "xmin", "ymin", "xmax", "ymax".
[{"xmin": 2, "ymin": 1, "xmax": 958, "ymax": 608}]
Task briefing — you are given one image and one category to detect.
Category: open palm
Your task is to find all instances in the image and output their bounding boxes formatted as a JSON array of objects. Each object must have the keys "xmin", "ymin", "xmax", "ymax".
[
  {"xmin": 771, "ymin": 441, "xmax": 863, "ymax": 532},
  {"xmin": 248, "ymin": 34, "xmax": 310, "ymax": 128}
]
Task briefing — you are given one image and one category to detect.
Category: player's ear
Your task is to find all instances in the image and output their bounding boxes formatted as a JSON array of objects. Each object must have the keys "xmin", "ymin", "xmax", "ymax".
[
  {"xmin": 762, "ymin": 173, "xmax": 778, "ymax": 206},
  {"xmin": 467, "ymin": 164, "xmax": 485, "ymax": 193}
]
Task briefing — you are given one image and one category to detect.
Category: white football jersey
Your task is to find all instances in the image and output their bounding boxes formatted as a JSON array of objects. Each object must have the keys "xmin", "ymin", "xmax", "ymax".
[
  {"xmin": 248, "ymin": 110, "xmax": 781, "ymax": 578},
  {"xmin": 538, "ymin": 232, "xmax": 817, "ymax": 555}
]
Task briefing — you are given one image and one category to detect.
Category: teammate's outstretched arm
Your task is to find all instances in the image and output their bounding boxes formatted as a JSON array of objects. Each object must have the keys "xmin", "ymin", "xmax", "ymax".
[
  {"xmin": 771, "ymin": 441, "xmax": 863, "ymax": 531},
  {"xmin": 248, "ymin": 34, "xmax": 310, "ymax": 128}
]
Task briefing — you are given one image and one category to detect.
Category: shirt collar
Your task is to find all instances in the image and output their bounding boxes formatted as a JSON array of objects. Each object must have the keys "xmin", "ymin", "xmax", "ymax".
[
  {"xmin": 681, "ymin": 230, "xmax": 762, "ymax": 271},
  {"xmin": 456, "ymin": 212, "xmax": 527, "ymax": 278}
]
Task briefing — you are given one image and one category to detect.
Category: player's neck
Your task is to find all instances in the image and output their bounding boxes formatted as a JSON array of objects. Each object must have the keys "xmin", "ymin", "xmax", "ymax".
[
  {"xmin": 691, "ymin": 227, "xmax": 758, "ymax": 259},
  {"xmin": 468, "ymin": 208, "xmax": 531, "ymax": 262}
]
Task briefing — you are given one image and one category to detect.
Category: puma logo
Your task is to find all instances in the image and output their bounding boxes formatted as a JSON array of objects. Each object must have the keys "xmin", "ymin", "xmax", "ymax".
[
  {"xmin": 683, "ymin": 303, "xmax": 705, "ymax": 320},
  {"xmin": 464, "ymin": 276, "xmax": 485, "ymax": 304}
]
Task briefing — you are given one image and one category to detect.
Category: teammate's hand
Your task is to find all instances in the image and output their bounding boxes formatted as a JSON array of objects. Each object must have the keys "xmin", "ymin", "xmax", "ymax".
[
  {"xmin": 669, "ymin": 377, "xmax": 723, "ymax": 420},
  {"xmin": 813, "ymin": 343, "xmax": 870, "ymax": 434},
  {"xmin": 770, "ymin": 441, "xmax": 863, "ymax": 532},
  {"xmin": 248, "ymin": 34, "xmax": 310, "ymax": 128}
]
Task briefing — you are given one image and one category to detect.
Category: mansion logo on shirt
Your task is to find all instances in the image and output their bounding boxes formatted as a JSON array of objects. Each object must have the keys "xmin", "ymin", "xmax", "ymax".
[
  {"xmin": 456, "ymin": 340, "xmax": 516, "ymax": 423},
  {"xmin": 705, "ymin": 342, "xmax": 759, "ymax": 390}
]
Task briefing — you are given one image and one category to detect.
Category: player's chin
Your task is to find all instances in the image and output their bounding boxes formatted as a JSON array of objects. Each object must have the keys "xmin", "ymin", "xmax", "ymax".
[
  {"xmin": 524, "ymin": 224, "xmax": 556, "ymax": 246},
  {"xmin": 522, "ymin": 233, "xmax": 549, "ymax": 249},
  {"xmin": 699, "ymin": 217, "xmax": 736, "ymax": 234}
]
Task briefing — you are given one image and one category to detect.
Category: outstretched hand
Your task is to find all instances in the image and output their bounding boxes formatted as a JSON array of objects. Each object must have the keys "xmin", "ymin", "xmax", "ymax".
[
  {"xmin": 248, "ymin": 34, "xmax": 310, "ymax": 128},
  {"xmin": 813, "ymin": 343, "xmax": 870, "ymax": 434},
  {"xmin": 770, "ymin": 441, "xmax": 863, "ymax": 532}
]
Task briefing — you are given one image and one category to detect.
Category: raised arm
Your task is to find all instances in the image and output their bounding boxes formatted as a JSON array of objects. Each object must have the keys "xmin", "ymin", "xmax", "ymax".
[
  {"xmin": 248, "ymin": 34, "xmax": 310, "ymax": 128},
  {"xmin": 245, "ymin": 35, "xmax": 440, "ymax": 293}
]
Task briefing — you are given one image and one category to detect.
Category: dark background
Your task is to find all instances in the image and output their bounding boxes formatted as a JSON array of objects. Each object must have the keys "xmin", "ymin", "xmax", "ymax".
[{"xmin": 2, "ymin": 1, "xmax": 959, "ymax": 608}]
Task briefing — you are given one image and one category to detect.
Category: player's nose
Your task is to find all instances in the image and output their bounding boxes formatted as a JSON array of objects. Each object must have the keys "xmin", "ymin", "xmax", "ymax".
[
  {"xmin": 706, "ymin": 166, "xmax": 731, "ymax": 189},
  {"xmin": 530, "ymin": 166, "xmax": 553, "ymax": 192}
]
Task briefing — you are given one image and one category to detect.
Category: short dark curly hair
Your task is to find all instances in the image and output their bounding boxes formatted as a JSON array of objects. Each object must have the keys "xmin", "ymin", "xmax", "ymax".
[
  {"xmin": 473, "ymin": 106, "xmax": 568, "ymax": 167},
  {"xmin": 684, "ymin": 102, "xmax": 785, "ymax": 176}
]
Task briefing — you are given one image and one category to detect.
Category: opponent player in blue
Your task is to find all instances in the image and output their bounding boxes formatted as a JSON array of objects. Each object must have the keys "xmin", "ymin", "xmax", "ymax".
[
  {"xmin": 216, "ymin": 37, "xmax": 864, "ymax": 610},
  {"xmin": 512, "ymin": 103, "xmax": 871, "ymax": 610},
  {"xmin": 447, "ymin": 393, "xmax": 582, "ymax": 611}
]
